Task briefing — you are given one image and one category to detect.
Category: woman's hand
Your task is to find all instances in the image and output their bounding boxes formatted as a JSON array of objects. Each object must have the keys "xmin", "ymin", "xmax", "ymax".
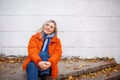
[
  {"xmin": 44, "ymin": 61, "xmax": 51, "ymax": 68},
  {"xmin": 38, "ymin": 61, "xmax": 51, "ymax": 70},
  {"xmin": 38, "ymin": 61, "xmax": 48, "ymax": 70}
]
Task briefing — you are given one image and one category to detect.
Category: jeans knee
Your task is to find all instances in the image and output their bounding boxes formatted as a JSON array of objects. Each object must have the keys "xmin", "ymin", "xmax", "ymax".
[{"xmin": 27, "ymin": 62, "xmax": 38, "ymax": 71}]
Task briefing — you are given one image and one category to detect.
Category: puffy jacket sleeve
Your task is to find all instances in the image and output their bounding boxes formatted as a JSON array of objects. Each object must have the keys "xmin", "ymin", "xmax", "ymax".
[
  {"xmin": 27, "ymin": 35, "xmax": 42, "ymax": 66},
  {"xmin": 48, "ymin": 40, "xmax": 62, "ymax": 66}
]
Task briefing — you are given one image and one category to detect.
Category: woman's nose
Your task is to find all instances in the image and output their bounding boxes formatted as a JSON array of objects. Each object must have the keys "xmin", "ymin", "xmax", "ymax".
[{"xmin": 47, "ymin": 26, "xmax": 50, "ymax": 29}]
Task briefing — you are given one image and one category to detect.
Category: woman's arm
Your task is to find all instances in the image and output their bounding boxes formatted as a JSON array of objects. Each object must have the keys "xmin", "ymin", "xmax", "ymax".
[
  {"xmin": 48, "ymin": 40, "xmax": 62, "ymax": 66},
  {"xmin": 27, "ymin": 35, "xmax": 42, "ymax": 66}
]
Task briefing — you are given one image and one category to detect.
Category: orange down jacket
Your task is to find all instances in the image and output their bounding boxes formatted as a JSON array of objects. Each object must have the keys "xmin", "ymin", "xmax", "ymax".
[{"xmin": 22, "ymin": 32, "xmax": 62, "ymax": 78}]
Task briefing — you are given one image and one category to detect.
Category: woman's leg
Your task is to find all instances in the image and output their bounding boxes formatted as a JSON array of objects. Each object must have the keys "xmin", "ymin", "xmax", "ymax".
[
  {"xmin": 40, "ymin": 68, "xmax": 52, "ymax": 80},
  {"xmin": 26, "ymin": 62, "xmax": 38, "ymax": 80},
  {"xmin": 40, "ymin": 74, "xmax": 47, "ymax": 80}
]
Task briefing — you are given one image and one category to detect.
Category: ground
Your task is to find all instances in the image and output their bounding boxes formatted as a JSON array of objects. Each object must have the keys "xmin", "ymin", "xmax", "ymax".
[{"xmin": 0, "ymin": 56, "xmax": 120, "ymax": 80}]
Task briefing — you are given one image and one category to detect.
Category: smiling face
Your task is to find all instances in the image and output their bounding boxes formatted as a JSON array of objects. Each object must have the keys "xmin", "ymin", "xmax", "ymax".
[{"xmin": 43, "ymin": 22, "xmax": 55, "ymax": 35}]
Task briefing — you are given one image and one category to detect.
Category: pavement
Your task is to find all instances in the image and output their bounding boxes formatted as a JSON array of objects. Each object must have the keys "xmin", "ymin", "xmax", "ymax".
[{"xmin": 0, "ymin": 56, "xmax": 120, "ymax": 80}]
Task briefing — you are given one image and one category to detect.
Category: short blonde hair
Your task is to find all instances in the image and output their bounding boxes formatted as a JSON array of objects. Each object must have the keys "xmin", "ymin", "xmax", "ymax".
[{"xmin": 37, "ymin": 20, "xmax": 57, "ymax": 35}]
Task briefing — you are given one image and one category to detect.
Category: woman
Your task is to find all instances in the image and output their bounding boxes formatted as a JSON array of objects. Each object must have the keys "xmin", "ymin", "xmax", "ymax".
[{"xmin": 22, "ymin": 20, "xmax": 62, "ymax": 80}]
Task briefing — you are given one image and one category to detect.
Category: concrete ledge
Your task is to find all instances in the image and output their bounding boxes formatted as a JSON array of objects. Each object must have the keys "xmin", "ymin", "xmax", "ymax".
[
  {"xmin": 57, "ymin": 60, "xmax": 116, "ymax": 79},
  {"xmin": 0, "ymin": 57, "xmax": 119, "ymax": 80}
]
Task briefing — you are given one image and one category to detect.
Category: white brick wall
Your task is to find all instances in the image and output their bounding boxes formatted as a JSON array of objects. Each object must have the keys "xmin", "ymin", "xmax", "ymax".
[{"xmin": 0, "ymin": 0, "xmax": 120, "ymax": 63}]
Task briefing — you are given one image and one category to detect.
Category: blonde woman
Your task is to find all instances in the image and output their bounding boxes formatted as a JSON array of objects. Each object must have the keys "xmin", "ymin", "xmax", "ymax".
[{"xmin": 23, "ymin": 20, "xmax": 62, "ymax": 80}]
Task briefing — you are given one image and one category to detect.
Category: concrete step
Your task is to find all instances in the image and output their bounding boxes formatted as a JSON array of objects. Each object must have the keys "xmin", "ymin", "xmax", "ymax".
[
  {"xmin": 57, "ymin": 59, "xmax": 117, "ymax": 80},
  {"xmin": 0, "ymin": 57, "xmax": 119, "ymax": 80}
]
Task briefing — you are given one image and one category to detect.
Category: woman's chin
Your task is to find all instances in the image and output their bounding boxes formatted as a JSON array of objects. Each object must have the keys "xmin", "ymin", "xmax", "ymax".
[
  {"xmin": 44, "ymin": 31, "xmax": 51, "ymax": 35},
  {"xmin": 44, "ymin": 31, "xmax": 51, "ymax": 34}
]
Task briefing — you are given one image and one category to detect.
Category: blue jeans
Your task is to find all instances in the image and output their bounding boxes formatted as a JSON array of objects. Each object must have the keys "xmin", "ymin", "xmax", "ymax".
[
  {"xmin": 26, "ymin": 62, "xmax": 50, "ymax": 80},
  {"xmin": 26, "ymin": 62, "xmax": 39, "ymax": 80}
]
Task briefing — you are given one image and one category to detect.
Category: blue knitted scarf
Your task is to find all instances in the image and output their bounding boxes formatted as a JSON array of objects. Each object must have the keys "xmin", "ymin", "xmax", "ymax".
[{"xmin": 42, "ymin": 33, "xmax": 55, "ymax": 52}]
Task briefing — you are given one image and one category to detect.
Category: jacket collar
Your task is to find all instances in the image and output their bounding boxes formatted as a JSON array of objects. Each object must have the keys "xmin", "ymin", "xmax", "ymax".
[{"xmin": 35, "ymin": 32, "xmax": 59, "ymax": 42}]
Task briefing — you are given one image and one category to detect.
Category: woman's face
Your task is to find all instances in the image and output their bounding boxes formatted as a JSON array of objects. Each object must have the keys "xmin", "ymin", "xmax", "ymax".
[{"xmin": 43, "ymin": 22, "xmax": 55, "ymax": 35}]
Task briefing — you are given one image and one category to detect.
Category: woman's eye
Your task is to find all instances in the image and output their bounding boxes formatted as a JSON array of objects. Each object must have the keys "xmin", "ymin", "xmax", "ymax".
[
  {"xmin": 50, "ymin": 26, "xmax": 54, "ymax": 29},
  {"xmin": 46, "ymin": 24, "xmax": 49, "ymax": 26}
]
